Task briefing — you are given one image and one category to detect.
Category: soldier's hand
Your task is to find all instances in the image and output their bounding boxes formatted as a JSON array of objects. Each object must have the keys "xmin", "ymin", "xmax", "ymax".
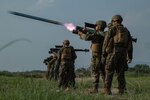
[
  {"xmin": 127, "ymin": 59, "xmax": 132, "ymax": 63},
  {"xmin": 78, "ymin": 30, "xmax": 83, "ymax": 36},
  {"xmin": 83, "ymin": 27, "xmax": 87, "ymax": 32}
]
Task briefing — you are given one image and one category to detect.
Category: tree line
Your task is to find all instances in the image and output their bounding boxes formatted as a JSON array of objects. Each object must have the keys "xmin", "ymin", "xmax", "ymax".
[{"xmin": 0, "ymin": 64, "xmax": 150, "ymax": 78}]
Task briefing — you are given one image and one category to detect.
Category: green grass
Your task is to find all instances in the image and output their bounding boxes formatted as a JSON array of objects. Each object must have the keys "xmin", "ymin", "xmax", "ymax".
[{"xmin": 0, "ymin": 75, "xmax": 150, "ymax": 100}]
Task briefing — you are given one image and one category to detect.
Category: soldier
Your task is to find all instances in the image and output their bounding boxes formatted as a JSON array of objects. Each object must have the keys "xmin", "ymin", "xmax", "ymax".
[
  {"xmin": 51, "ymin": 51, "xmax": 59, "ymax": 80},
  {"xmin": 57, "ymin": 40, "xmax": 77, "ymax": 90},
  {"xmin": 78, "ymin": 20, "xmax": 107, "ymax": 93},
  {"xmin": 43, "ymin": 52, "xmax": 58, "ymax": 80},
  {"xmin": 102, "ymin": 15, "xmax": 133, "ymax": 95}
]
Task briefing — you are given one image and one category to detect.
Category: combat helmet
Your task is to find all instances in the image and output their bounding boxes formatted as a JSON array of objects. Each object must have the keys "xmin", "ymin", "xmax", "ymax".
[
  {"xmin": 111, "ymin": 15, "xmax": 123, "ymax": 23},
  {"xmin": 63, "ymin": 39, "xmax": 70, "ymax": 45},
  {"xmin": 95, "ymin": 20, "xmax": 107, "ymax": 28}
]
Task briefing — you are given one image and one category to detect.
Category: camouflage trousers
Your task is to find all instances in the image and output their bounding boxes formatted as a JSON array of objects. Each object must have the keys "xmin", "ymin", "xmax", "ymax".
[
  {"xmin": 46, "ymin": 64, "xmax": 55, "ymax": 80},
  {"xmin": 104, "ymin": 52, "xmax": 127, "ymax": 92},
  {"xmin": 91, "ymin": 52, "xmax": 105, "ymax": 90},
  {"xmin": 58, "ymin": 60, "xmax": 75, "ymax": 88}
]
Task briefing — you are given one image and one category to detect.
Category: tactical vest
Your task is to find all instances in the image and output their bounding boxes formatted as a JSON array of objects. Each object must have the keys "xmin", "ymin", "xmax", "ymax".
[
  {"xmin": 113, "ymin": 26, "xmax": 129, "ymax": 47},
  {"xmin": 61, "ymin": 47, "xmax": 73, "ymax": 60},
  {"xmin": 91, "ymin": 44, "xmax": 102, "ymax": 52},
  {"xmin": 91, "ymin": 32, "xmax": 104, "ymax": 52}
]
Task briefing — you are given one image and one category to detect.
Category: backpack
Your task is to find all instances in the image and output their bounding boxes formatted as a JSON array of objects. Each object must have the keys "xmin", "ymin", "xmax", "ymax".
[
  {"xmin": 61, "ymin": 46, "xmax": 73, "ymax": 60},
  {"xmin": 113, "ymin": 26, "xmax": 129, "ymax": 46}
]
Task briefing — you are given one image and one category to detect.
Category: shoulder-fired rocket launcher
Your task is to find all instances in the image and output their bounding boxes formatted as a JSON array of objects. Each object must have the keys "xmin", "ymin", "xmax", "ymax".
[{"xmin": 49, "ymin": 45, "xmax": 89, "ymax": 54}]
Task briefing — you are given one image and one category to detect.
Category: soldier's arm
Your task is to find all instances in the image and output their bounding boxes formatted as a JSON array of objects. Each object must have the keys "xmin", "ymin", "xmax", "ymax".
[
  {"xmin": 102, "ymin": 30, "xmax": 113, "ymax": 56},
  {"xmin": 49, "ymin": 58, "xmax": 57, "ymax": 65},
  {"xmin": 70, "ymin": 46, "xmax": 77, "ymax": 60},
  {"xmin": 57, "ymin": 49, "xmax": 62, "ymax": 64},
  {"xmin": 73, "ymin": 51, "xmax": 77, "ymax": 60},
  {"xmin": 78, "ymin": 29, "xmax": 96, "ymax": 41},
  {"xmin": 127, "ymin": 31, "xmax": 133, "ymax": 63}
]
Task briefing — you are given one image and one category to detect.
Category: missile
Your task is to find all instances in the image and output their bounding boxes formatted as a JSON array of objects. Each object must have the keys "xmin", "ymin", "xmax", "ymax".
[{"xmin": 9, "ymin": 11, "xmax": 63, "ymax": 25}]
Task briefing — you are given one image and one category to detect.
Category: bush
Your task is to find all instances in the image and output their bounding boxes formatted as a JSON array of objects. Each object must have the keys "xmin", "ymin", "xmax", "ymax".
[{"xmin": 76, "ymin": 67, "xmax": 91, "ymax": 77}]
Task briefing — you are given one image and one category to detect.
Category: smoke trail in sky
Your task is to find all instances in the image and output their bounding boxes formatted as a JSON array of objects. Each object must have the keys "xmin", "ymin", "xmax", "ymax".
[{"xmin": 0, "ymin": 38, "xmax": 32, "ymax": 52}]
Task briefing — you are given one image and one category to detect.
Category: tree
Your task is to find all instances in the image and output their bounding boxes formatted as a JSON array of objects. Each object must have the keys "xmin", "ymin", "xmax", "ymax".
[{"xmin": 133, "ymin": 64, "xmax": 150, "ymax": 74}]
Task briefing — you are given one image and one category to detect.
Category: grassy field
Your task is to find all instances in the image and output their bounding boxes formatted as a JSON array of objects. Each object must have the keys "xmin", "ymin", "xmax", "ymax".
[{"xmin": 0, "ymin": 74, "xmax": 150, "ymax": 100}]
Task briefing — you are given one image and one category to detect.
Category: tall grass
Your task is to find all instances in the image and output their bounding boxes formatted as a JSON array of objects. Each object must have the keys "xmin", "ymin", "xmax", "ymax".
[{"xmin": 0, "ymin": 75, "xmax": 150, "ymax": 100}]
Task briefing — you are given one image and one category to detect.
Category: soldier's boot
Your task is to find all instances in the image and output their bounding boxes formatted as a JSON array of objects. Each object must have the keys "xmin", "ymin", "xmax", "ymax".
[{"xmin": 102, "ymin": 88, "xmax": 112, "ymax": 95}]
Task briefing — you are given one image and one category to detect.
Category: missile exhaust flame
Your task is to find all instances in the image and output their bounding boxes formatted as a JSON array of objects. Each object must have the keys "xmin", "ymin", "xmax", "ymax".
[{"xmin": 63, "ymin": 23, "xmax": 76, "ymax": 32}]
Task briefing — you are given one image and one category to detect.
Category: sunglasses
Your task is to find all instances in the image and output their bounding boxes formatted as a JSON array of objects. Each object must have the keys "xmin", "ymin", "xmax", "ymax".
[{"xmin": 112, "ymin": 20, "xmax": 119, "ymax": 22}]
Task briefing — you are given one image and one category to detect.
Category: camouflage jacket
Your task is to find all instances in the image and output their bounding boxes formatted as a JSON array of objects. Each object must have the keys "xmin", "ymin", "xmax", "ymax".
[{"xmin": 79, "ymin": 29, "xmax": 106, "ymax": 53}]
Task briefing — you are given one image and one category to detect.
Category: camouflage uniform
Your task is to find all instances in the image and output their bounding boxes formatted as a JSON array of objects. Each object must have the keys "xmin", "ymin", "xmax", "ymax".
[
  {"xmin": 44, "ymin": 53, "xmax": 58, "ymax": 80},
  {"xmin": 57, "ymin": 40, "xmax": 77, "ymax": 89},
  {"xmin": 51, "ymin": 52, "xmax": 59, "ymax": 80},
  {"xmin": 102, "ymin": 15, "xmax": 133, "ymax": 94},
  {"xmin": 78, "ymin": 20, "xmax": 107, "ymax": 93}
]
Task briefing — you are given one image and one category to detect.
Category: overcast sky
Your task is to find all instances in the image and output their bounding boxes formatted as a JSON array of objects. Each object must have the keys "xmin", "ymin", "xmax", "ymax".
[{"xmin": 0, "ymin": 0, "xmax": 150, "ymax": 72}]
